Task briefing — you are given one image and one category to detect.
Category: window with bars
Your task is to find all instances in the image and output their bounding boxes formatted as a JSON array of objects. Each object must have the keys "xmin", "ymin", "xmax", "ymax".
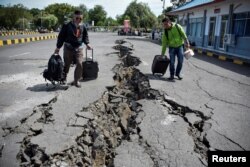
[{"xmin": 233, "ymin": 12, "xmax": 250, "ymax": 37}]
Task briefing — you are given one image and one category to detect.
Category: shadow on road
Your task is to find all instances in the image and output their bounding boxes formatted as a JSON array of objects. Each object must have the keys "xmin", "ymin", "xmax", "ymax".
[
  {"xmin": 126, "ymin": 37, "xmax": 161, "ymax": 46},
  {"xmin": 193, "ymin": 55, "xmax": 250, "ymax": 77},
  {"xmin": 27, "ymin": 83, "xmax": 69, "ymax": 92},
  {"xmin": 80, "ymin": 79, "xmax": 95, "ymax": 82},
  {"xmin": 38, "ymin": 65, "xmax": 47, "ymax": 68},
  {"xmin": 145, "ymin": 73, "xmax": 166, "ymax": 81},
  {"xmin": 145, "ymin": 73, "xmax": 176, "ymax": 82}
]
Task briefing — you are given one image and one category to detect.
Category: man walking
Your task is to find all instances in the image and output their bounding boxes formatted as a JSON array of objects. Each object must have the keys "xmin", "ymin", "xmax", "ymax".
[
  {"xmin": 55, "ymin": 10, "xmax": 91, "ymax": 87},
  {"xmin": 161, "ymin": 17, "xmax": 190, "ymax": 80}
]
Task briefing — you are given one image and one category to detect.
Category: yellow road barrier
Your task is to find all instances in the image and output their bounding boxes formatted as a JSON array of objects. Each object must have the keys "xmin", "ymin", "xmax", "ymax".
[
  {"xmin": 219, "ymin": 55, "xmax": 226, "ymax": 61},
  {"xmin": 0, "ymin": 34, "xmax": 58, "ymax": 47}
]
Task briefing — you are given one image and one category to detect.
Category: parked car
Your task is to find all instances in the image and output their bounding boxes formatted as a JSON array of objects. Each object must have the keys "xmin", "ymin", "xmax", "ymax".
[
  {"xmin": 38, "ymin": 28, "xmax": 49, "ymax": 33},
  {"xmin": 118, "ymin": 29, "xmax": 125, "ymax": 35}
]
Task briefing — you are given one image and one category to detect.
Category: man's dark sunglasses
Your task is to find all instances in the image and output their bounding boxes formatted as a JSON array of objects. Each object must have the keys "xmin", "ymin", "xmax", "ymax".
[{"xmin": 76, "ymin": 17, "xmax": 82, "ymax": 20}]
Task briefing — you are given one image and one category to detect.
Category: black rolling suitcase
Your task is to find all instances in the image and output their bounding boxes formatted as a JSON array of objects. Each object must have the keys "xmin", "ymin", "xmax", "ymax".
[
  {"xmin": 82, "ymin": 49, "xmax": 99, "ymax": 80},
  {"xmin": 151, "ymin": 55, "xmax": 170, "ymax": 75}
]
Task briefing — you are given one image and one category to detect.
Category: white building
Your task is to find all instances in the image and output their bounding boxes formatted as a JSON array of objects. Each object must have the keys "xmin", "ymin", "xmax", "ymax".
[{"xmin": 169, "ymin": 0, "xmax": 250, "ymax": 62}]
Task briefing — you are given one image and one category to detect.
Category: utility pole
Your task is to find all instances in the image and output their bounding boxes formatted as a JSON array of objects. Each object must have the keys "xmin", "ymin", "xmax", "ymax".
[
  {"xmin": 161, "ymin": 0, "xmax": 165, "ymax": 13},
  {"xmin": 41, "ymin": 11, "xmax": 43, "ymax": 28},
  {"xmin": 23, "ymin": 17, "xmax": 24, "ymax": 30}
]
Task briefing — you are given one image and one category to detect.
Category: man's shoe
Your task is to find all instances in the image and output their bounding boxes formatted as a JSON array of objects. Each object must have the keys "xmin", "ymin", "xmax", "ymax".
[
  {"xmin": 61, "ymin": 79, "xmax": 67, "ymax": 85},
  {"xmin": 61, "ymin": 74, "xmax": 67, "ymax": 85},
  {"xmin": 70, "ymin": 81, "xmax": 81, "ymax": 88},
  {"xmin": 176, "ymin": 74, "xmax": 183, "ymax": 80},
  {"xmin": 71, "ymin": 81, "xmax": 81, "ymax": 88},
  {"xmin": 75, "ymin": 81, "xmax": 81, "ymax": 88},
  {"xmin": 168, "ymin": 76, "xmax": 175, "ymax": 81}
]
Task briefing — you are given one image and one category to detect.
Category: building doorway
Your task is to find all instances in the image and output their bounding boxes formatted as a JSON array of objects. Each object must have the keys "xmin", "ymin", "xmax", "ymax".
[
  {"xmin": 208, "ymin": 17, "xmax": 216, "ymax": 47},
  {"xmin": 219, "ymin": 15, "xmax": 228, "ymax": 50}
]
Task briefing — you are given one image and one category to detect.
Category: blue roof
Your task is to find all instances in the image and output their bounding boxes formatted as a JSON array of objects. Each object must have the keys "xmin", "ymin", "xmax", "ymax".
[{"xmin": 170, "ymin": 0, "xmax": 215, "ymax": 13}]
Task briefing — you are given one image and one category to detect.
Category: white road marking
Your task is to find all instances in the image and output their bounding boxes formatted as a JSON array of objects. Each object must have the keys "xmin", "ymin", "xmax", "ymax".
[{"xmin": 10, "ymin": 52, "xmax": 31, "ymax": 58}]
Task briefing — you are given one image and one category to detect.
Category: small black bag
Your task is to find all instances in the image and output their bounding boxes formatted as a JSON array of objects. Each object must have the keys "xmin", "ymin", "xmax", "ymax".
[{"xmin": 43, "ymin": 54, "xmax": 64, "ymax": 84}]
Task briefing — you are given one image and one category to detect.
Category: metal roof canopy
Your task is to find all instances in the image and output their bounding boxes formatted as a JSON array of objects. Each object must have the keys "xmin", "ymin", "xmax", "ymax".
[{"xmin": 168, "ymin": 0, "xmax": 225, "ymax": 14}]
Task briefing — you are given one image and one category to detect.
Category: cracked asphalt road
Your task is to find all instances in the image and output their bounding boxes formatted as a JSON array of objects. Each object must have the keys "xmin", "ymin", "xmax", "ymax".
[
  {"xmin": 129, "ymin": 37, "xmax": 250, "ymax": 151},
  {"xmin": 0, "ymin": 33, "xmax": 250, "ymax": 166}
]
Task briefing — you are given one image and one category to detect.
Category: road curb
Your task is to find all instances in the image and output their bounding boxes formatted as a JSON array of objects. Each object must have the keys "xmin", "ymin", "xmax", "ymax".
[
  {"xmin": 192, "ymin": 47, "xmax": 250, "ymax": 67},
  {"xmin": 0, "ymin": 34, "xmax": 58, "ymax": 47},
  {"xmin": 0, "ymin": 31, "xmax": 39, "ymax": 36}
]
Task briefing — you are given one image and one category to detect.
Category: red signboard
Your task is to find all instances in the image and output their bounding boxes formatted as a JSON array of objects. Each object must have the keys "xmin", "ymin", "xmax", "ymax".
[
  {"xmin": 214, "ymin": 8, "xmax": 220, "ymax": 13},
  {"xmin": 123, "ymin": 20, "xmax": 130, "ymax": 33}
]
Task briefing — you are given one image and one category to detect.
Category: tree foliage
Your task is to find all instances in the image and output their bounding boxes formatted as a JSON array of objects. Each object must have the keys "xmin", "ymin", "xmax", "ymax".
[
  {"xmin": 105, "ymin": 17, "xmax": 118, "ymax": 26},
  {"xmin": 123, "ymin": 0, "xmax": 157, "ymax": 30},
  {"xmin": 88, "ymin": 5, "xmax": 107, "ymax": 26},
  {"xmin": 0, "ymin": 4, "xmax": 32, "ymax": 29},
  {"xmin": 45, "ymin": 3, "xmax": 75, "ymax": 26},
  {"xmin": 171, "ymin": 0, "xmax": 189, "ymax": 8},
  {"xmin": 77, "ymin": 4, "xmax": 89, "ymax": 21},
  {"xmin": 0, "ymin": 1, "xmax": 165, "ymax": 31},
  {"xmin": 163, "ymin": 6, "xmax": 177, "ymax": 22},
  {"xmin": 30, "ymin": 8, "xmax": 41, "ymax": 17},
  {"xmin": 116, "ymin": 15, "xmax": 124, "ymax": 25},
  {"xmin": 43, "ymin": 14, "xmax": 58, "ymax": 30}
]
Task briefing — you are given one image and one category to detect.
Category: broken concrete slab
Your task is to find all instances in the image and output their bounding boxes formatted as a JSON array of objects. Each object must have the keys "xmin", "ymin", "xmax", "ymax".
[
  {"xmin": 114, "ymin": 140, "xmax": 154, "ymax": 167},
  {"xmin": 185, "ymin": 113, "xmax": 203, "ymax": 126},
  {"xmin": 0, "ymin": 133, "xmax": 26, "ymax": 167},
  {"xmin": 138, "ymin": 99, "xmax": 206, "ymax": 166},
  {"xmin": 31, "ymin": 130, "xmax": 77, "ymax": 155},
  {"xmin": 27, "ymin": 74, "xmax": 116, "ymax": 155},
  {"xmin": 76, "ymin": 111, "xmax": 94, "ymax": 120}
]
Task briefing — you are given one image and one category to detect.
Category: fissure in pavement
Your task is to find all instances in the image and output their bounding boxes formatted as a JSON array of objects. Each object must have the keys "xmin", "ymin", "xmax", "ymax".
[{"xmin": 11, "ymin": 40, "xmax": 212, "ymax": 166}]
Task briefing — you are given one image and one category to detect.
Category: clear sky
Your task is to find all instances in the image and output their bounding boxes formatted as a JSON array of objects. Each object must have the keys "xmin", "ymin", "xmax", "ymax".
[{"xmin": 0, "ymin": 0, "xmax": 172, "ymax": 18}]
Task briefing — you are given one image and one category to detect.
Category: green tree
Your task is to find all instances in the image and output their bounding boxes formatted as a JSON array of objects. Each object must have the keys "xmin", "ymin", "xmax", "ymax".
[
  {"xmin": 15, "ymin": 11, "xmax": 33, "ymax": 30},
  {"xmin": 88, "ymin": 5, "xmax": 107, "ymax": 26},
  {"xmin": 77, "ymin": 4, "xmax": 89, "ymax": 22},
  {"xmin": 163, "ymin": 6, "xmax": 176, "ymax": 22},
  {"xmin": 45, "ymin": 3, "xmax": 75, "ymax": 26},
  {"xmin": 42, "ymin": 14, "xmax": 58, "ymax": 30},
  {"xmin": 0, "ymin": 4, "xmax": 32, "ymax": 29},
  {"xmin": 0, "ymin": 6, "xmax": 6, "ymax": 29},
  {"xmin": 33, "ymin": 12, "xmax": 58, "ymax": 30},
  {"xmin": 123, "ymin": 0, "xmax": 157, "ymax": 30},
  {"xmin": 116, "ymin": 15, "xmax": 124, "ymax": 25},
  {"xmin": 105, "ymin": 17, "xmax": 118, "ymax": 26},
  {"xmin": 171, "ymin": 0, "xmax": 188, "ymax": 8},
  {"xmin": 16, "ymin": 18, "xmax": 28, "ymax": 30},
  {"xmin": 33, "ymin": 10, "xmax": 43, "ymax": 29},
  {"xmin": 30, "ymin": 8, "xmax": 41, "ymax": 17}
]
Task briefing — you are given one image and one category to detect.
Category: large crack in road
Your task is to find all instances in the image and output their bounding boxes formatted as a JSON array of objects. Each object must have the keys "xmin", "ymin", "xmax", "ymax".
[{"xmin": 3, "ymin": 39, "xmax": 212, "ymax": 166}]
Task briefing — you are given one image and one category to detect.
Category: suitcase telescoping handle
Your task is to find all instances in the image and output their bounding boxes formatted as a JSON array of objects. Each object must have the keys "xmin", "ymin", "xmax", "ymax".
[{"xmin": 85, "ymin": 48, "xmax": 94, "ymax": 61}]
